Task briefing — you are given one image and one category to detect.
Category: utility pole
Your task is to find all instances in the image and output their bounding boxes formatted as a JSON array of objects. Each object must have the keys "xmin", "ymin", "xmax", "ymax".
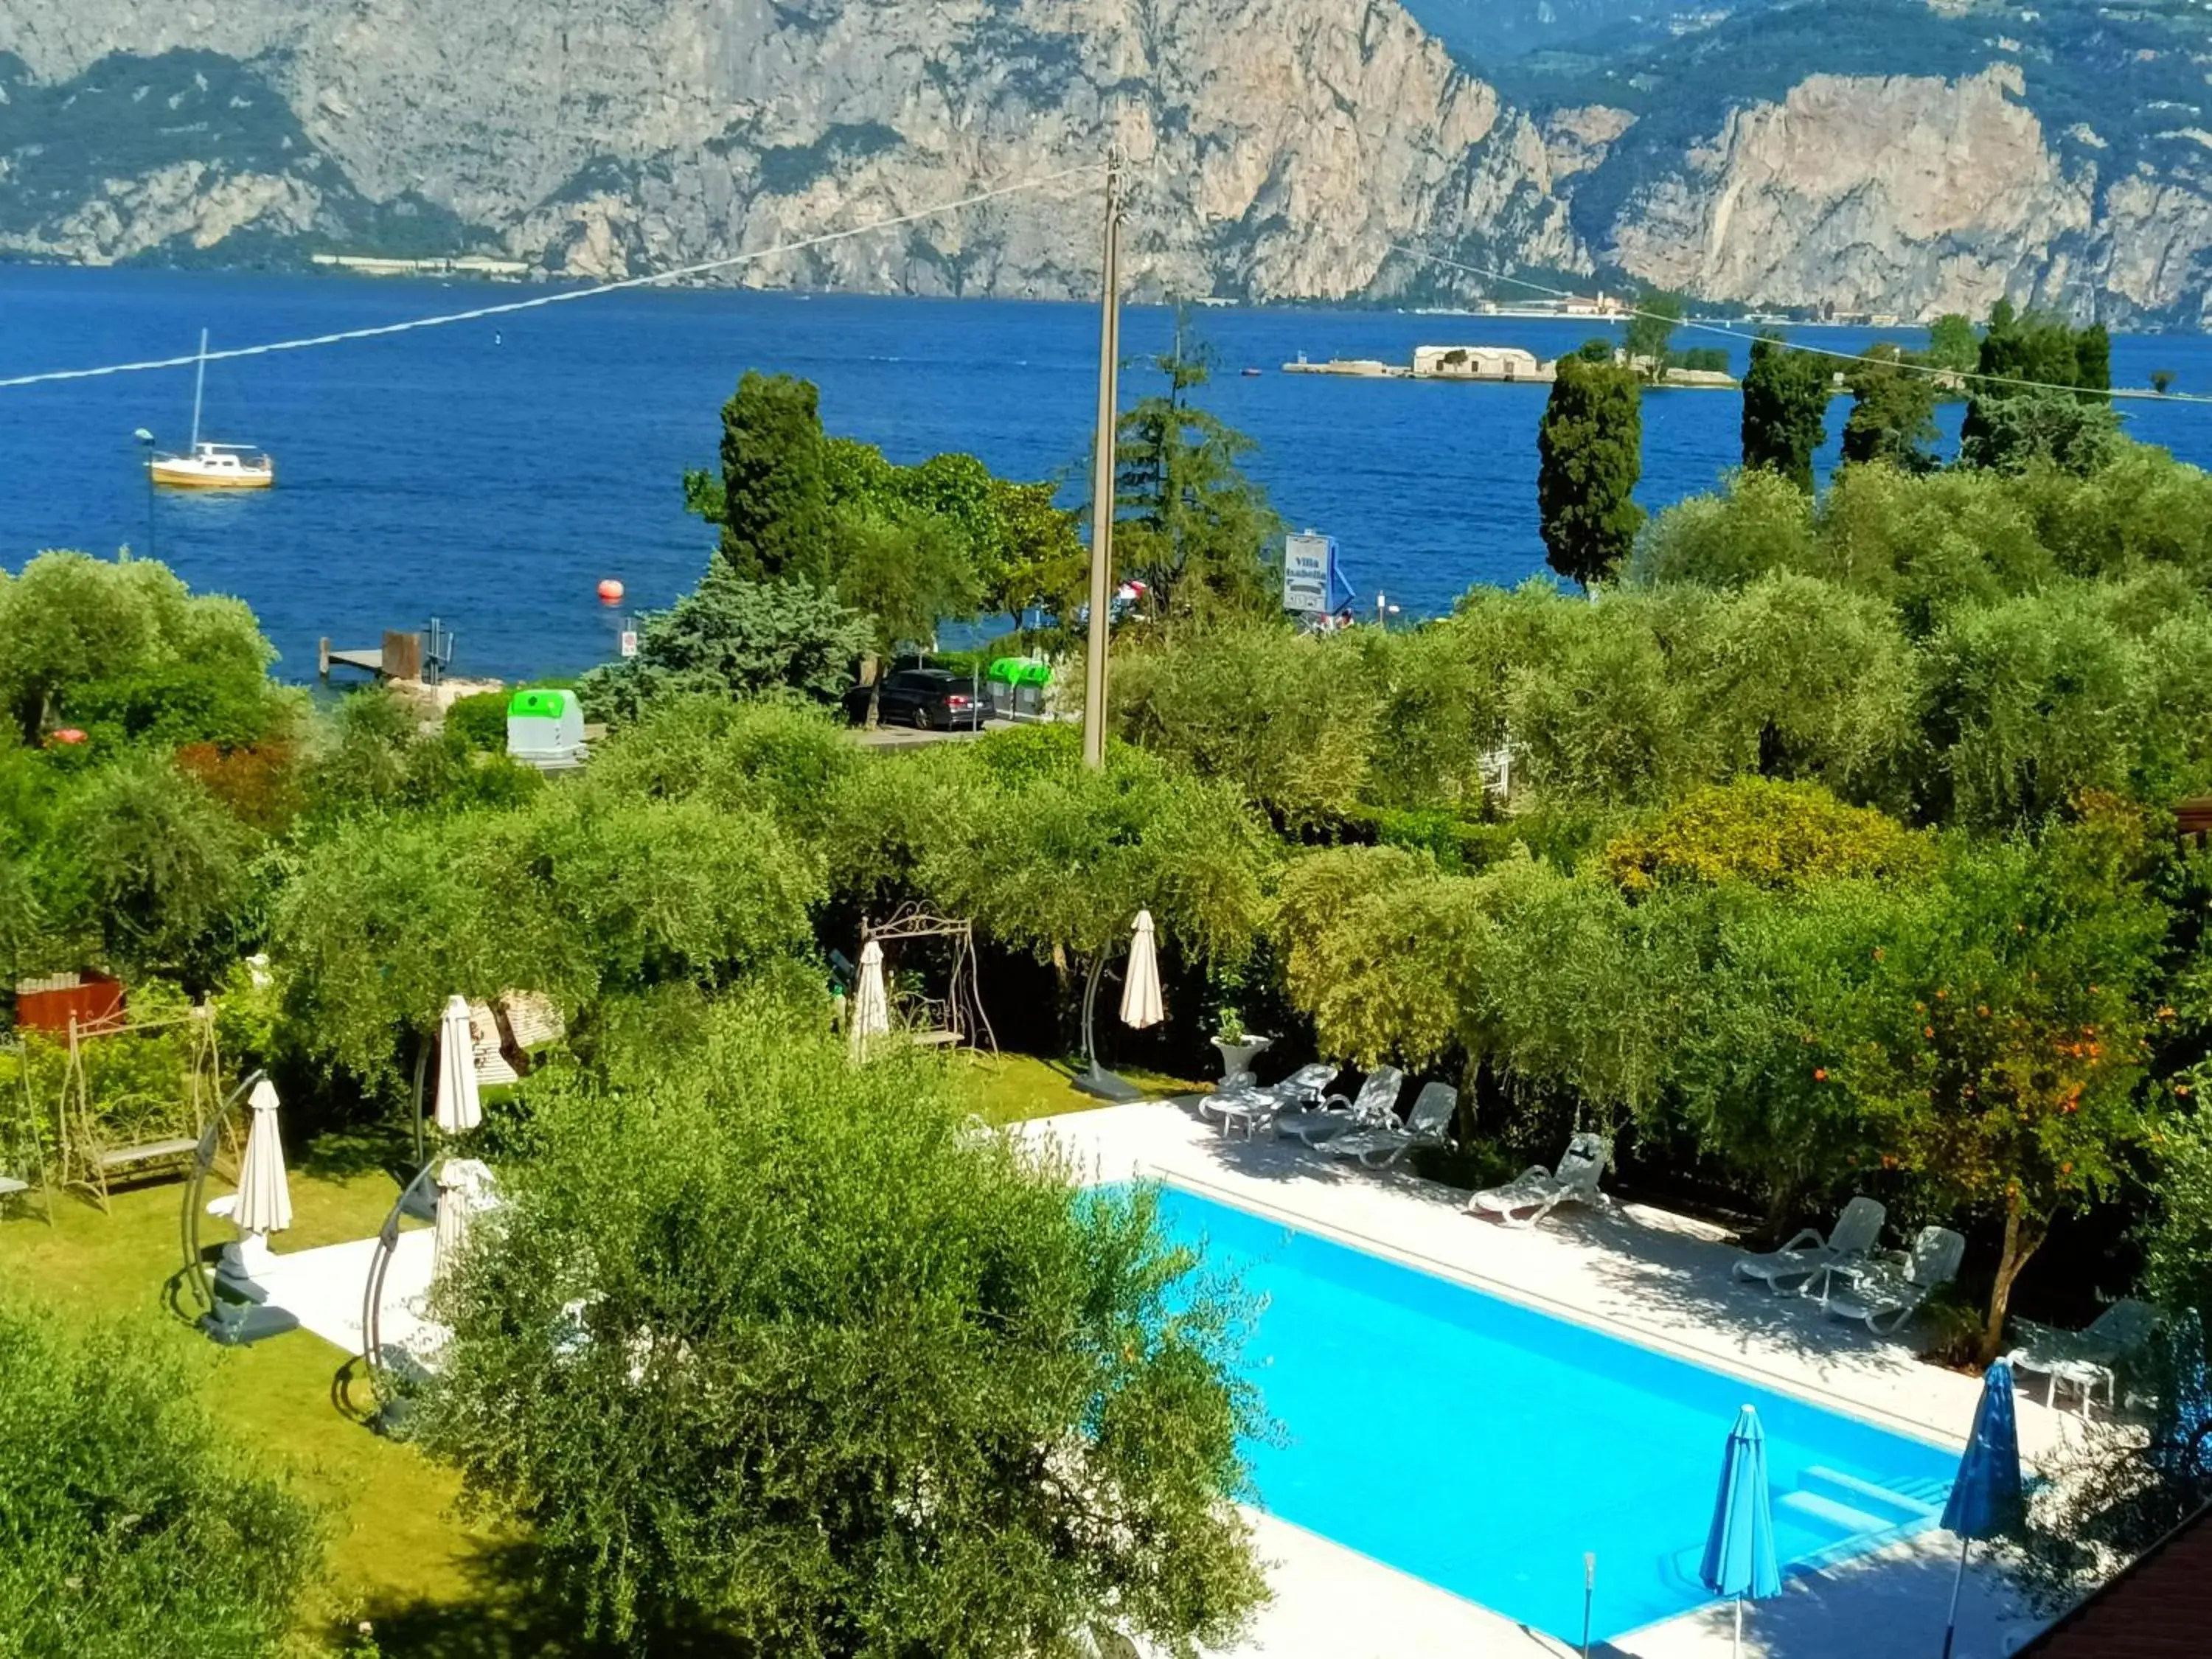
[{"xmin": 1081, "ymin": 150, "xmax": 1124, "ymax": 771}]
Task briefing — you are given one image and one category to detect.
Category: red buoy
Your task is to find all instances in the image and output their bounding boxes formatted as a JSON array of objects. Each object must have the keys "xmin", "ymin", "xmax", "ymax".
[
  {"xmin": 50, "ymin": 728, "xmax": 87, "ymax": 745},
  {"xmin": 597, "ymin": 578, "xmax": 625, "ymax": 604}
]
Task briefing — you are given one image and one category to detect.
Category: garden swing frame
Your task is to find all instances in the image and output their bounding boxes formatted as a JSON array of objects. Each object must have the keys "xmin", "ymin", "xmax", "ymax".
[
  {"xmin": 860, "ymin": 907, "xmax": 997, "ymax": 1057},
  {"xmin": 55, "ymin": 1002, "xmax": 229, "ymax": 1212},
  {"xmin": 1, "ymin": 1034, "xmax": 50, "ymax": 1222}
]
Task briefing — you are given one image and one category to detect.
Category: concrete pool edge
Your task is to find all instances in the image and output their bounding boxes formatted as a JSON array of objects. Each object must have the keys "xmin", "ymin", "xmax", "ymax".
[{"xmin": 1135, "ymin": 1161, "xmax": 1968, "ymax": 1457}]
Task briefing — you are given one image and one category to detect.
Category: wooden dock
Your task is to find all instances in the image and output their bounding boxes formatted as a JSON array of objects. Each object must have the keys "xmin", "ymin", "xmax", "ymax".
[{"xmin": 319, "ymin": 630, "xmax": 422, "ymax": 682}]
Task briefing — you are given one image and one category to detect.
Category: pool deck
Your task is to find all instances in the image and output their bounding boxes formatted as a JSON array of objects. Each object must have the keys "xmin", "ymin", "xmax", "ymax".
[{"xmin": 1024, "ymin": 1099, "xmax": 2065, "ymax": 1659}]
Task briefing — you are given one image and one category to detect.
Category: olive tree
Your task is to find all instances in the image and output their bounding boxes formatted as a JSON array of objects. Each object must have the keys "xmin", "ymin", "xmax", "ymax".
[
  {"xmin": 1679, "ymin": 573, "xmax": 1916, "ymax": 799},
  {"xmin": 1274, "ymin": 846, "xmax": 1486, "ymax": 1070},
  {"xmin": 1110, "ymin": 624, "xmax": 1377, "ymax": 830},
  {"xmin": 414, "ymin": 1003, "xmax": 1267, "ymax": 1655},
  {"xmin": 0, "ymin": 551, "xmax": 285, "ymax": 748},
  {"xmin": 272, "ymin": 786, "xmax": 823, "ymax": 1088},
  {"xmin": 0, "ymin": 1310, "xmax": 319, "ymax": 1658},
  {"xmin": 922, "ymin": 730, "xmax": 1275, "ymax": 1004}
]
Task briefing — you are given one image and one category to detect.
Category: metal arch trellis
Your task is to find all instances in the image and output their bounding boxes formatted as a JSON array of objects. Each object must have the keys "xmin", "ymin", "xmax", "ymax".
[
  {"xmin": 860, "ymin": 906, "xmax": 997, "ymax": 1058},
  {"xmin": 358, "ymin": 1159, "xmax": 440, "ymax": 1423}
]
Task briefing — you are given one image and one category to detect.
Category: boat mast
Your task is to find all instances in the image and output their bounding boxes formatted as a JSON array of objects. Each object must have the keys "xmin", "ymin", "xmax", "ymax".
[{"xmin": 189, "ymin": 327, "xmax": 209, "ymax": 451}]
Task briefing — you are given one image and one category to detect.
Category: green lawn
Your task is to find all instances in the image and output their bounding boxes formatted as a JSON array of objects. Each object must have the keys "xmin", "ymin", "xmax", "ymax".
[
  {"xmin": 0, "ymin": 1152, "xmax": 509, "ymax": 1652},
  {"xmin": 0, "ymin": 1053, "xmax": 1204, "ymax": 1655},
  {"xmin": 960, "ymin": 1049, "xmax": 1208, "ymax": 1124}
]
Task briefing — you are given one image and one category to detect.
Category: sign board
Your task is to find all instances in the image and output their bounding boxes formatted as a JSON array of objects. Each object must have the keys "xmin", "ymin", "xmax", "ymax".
[
  {"xmin": 619, "ymin": 629, "xmax": 639, "ymax": 658},
  {"xmin": 1283, "ymin": 532, "xmax": 1336, "ymax": 613}
]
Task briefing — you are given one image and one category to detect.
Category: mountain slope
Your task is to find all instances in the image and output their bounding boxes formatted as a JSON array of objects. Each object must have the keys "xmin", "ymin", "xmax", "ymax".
[
  {"xmin": 1500, "ymin": 0, "xmax": 2212, "ymax": 321},
  {"xmin": 0, "ymin": 0, "xmax": 1582, "ymax": 301},
  {"xmin": 7, "ymin": 0, "xmax": 2212, "ymax": 323}
]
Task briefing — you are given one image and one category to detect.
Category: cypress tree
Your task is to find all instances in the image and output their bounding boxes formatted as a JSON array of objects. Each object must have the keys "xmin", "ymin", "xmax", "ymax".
[
  {"xmin": 717, "ymin": 371, "xmax": 833, "ymax": 584},
  {"xmin": 1739, "ymin": 335, "xmax": 1834, "ymax": 492},
  {"xmin": 1537, "ymin": 347, "xmax": 1644, "ymax": 589}
]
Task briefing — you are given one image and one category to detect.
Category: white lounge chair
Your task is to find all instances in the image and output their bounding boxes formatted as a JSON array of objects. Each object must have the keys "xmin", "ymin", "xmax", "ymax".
[
  {"xmin": 1733, "ymin": 1196, "xmax": 1887, "ymax": 1297},
  {"xmin": 1826, "ymin": 1225, "xmax": 1966, "ymax": 1335},
  {"xmin": 1206, "ymin": 1063, "xmax": 1337, "ymax": 1140},
  {"xmin": 1276, "ymin": 1066, "xmax": 1403, "ymax": 1147},
  {"xmin": 2006, "ymin": 1298, "xmax": 2165, "ymax": 1415},
  {"xmin": 1323, "ymin": 1081, "xmax": 1459, "ymax": 1169},
  {"xmin": 1466, "ymin": 1133, "xmax": 1610, "ymax": 1227}
]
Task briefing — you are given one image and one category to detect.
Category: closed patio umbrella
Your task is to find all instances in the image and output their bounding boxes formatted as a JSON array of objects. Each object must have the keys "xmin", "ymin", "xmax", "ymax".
[
  {"xmin": 1076, "ymin": 911, "xmax": 1158, "ymax": 1101},
  {"xmin": 849, "ymin": 939, "xmax": 891, "ymax": 1058},
  {"xmin": 1119, "ymin": 910, "xmax": 1165, "ymax": 1030},
  {"xmin": 434, "ymin": 994, "xmax": 482, "ymax": 1135},
  {"xmin": 232, "ymin": 1077, "xmax": 293, "ymax": 1242},
  {"xmin": 1700, "ymin": 1404, "xmax": 1781, "ymax": 1659},
  {"xmin": 433, "ymin": 1158, "xmax": 492, "ymax": 1284},
  {"xmin": 1939, "ymin": 1360, "xmax": 2023, "ymax": 1659}
]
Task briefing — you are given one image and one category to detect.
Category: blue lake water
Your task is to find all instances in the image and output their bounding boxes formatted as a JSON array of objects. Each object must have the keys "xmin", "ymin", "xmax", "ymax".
[
  {"xmin": 7, "ymin": 264, "xmax": 2212, "ymax": 681},
  {"xmin": 1152, "ymin": 1184, "xmax": 1960, "ymax": 1644}
]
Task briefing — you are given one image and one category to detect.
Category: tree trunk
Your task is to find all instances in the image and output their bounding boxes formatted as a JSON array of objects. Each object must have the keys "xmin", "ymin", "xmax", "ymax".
[
  {"xmin": 1759, "ymin": 1180, "xmax": 1799, "ymax": 1251},
  {"xmin": 1052, "ymin": 943, "xmax": 1073, "ymax": 1051},
  {"xmin": 1979, "ymin": 1196, "xmax": 2048, "ymax": 1368}
]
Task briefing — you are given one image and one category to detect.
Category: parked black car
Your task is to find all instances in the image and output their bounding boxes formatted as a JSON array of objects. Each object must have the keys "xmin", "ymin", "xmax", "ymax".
[{"xmin": 872, "ymin": 668, "xmax": 987, "ymax": 730}]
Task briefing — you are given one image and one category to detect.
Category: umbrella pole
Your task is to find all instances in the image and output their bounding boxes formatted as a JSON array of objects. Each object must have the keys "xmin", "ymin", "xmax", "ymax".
[
  {"xmin": 1939, "ymin": 1534, "xmax": 1969, "ymax": 1659},
  {"xmin": 1733, "ymin": 1596, "xmax": 1743, "ymax": 1659},
  {"xmin": 1074, "ymin": 950, "xmax": 1144, "ymax": 1102},
  {"xmin": 1080, "ymin": 955, "xmax": 1104, "ymax": 1076},
  {"xmin": 411, "ymin": 1037, "xmax": 430, "ymax": 1167}
]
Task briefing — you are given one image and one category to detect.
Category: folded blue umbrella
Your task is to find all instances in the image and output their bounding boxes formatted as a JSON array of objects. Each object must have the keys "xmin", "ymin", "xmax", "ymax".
[
  {"xmin": 1701, "ymin": 1404, "xmax": 1781, "ymax": 1658},
  {"xmin": 1939, "ymin": 1360, "xmax": 2023, "ymax": 1659},
  {"xmin": 1943, "ymin": 1358, "xmax": 2023, "ymax": 1540}
]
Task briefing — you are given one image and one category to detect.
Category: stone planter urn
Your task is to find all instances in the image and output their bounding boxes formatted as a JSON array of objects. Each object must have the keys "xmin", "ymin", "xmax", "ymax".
[{"xmin": 1210, "ymin": 1033, "xmax": 1273, "ymax": 1087}]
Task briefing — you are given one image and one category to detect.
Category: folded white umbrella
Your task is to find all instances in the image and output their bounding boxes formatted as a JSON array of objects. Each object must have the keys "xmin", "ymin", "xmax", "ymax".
[
  {"xmin": 232, "ymin": 1077, "xmax": 293, "ymax": 1237},
  {"xmin": 849, "ymin": 939, "xmax": 891, "ymax": 1058},
  {"xmin": 433, "ymin": 1157, "xmax": 493, "ymax": 1284},
  {"xmin": 1119, "ymin": 910, "xmax": 1166, "ymax": 1030},
  {"xmin": 434, "ymin": 993, "xmax": 482, "ymax": 1135}
]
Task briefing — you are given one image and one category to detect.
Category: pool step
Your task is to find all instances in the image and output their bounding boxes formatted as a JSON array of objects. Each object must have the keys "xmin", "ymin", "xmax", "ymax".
[
  {"xmin": 1779, "ymin": 1489, "xmax": 1893, "ymax": 1537},
  {"xmin": 1799, "ymin": 1466, "xmax": 1944, "ymax": 1523}
]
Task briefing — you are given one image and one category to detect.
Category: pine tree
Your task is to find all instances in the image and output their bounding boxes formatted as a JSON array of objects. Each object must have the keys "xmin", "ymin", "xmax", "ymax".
[
  {"xmin": 1113, "ymin": 307, "xmax": 1283, "ymax": 619},
  {"xmin": 1961, "ymin": 302, "xmax": 2113, "ymax": 461},
  {"xmin": 1841, "ymin": 344, "xmax": 1941, "ymax": 473},
  {"xmin": 1739, "ymin": 335, "xmax": 1834, "ymax": 492},
  {"xmin": 1537, "ymin": 348, "xmax": 1644, "ymax": 588}
]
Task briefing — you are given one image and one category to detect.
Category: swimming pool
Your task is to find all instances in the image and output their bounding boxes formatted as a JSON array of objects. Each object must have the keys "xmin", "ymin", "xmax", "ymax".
[{"xmin": 1151, "ymin": 1183, "xmax": 1959, "ymax": 1644}]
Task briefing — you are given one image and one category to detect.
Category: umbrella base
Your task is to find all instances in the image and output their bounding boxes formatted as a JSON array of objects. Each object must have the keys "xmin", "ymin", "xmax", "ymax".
[
  {"xmin": 1073, "ymin": 1064, "xmax": 1149, "ymax": 1103},
  {"xmin": 200, "ymin": 1295, "xmax": 299, "ymax": 1347}
]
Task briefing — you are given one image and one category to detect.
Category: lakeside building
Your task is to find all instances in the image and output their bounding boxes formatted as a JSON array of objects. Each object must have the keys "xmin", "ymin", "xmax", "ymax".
[
  {"xmin": 1411, "ymin": 344, "xmax": 1549, "ymax": 382},
  {"xmin": 311, "ymin": 254, "xmax": 530, "ymax": 279}
]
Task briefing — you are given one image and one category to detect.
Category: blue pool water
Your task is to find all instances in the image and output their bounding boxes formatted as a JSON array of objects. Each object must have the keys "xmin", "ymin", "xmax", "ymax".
[{"xmin": 1152, "ymin": 1185, "xmax": 1959, "ymax": 1644}]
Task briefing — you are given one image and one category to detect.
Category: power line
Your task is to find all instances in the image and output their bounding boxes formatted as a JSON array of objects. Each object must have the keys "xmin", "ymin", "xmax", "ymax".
[
  {"xmin": 1385, "ymin": 242, "xmax": 2212, "ymax": 405},
  {"xmin": 0, "ymin": 164, "xmax": 1109, "ymax": 392}
]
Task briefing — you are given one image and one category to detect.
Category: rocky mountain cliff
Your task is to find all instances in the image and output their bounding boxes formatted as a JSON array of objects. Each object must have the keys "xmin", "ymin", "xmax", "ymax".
[{"xmin": 5, "ymin": 0, "xmax": 2212, "ymax": 324}]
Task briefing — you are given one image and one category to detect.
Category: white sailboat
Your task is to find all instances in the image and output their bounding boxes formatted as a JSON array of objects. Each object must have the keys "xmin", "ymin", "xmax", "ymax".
[{"xmin": 148, "ymin": 330, "xmax": 274, "ymax": 490}]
